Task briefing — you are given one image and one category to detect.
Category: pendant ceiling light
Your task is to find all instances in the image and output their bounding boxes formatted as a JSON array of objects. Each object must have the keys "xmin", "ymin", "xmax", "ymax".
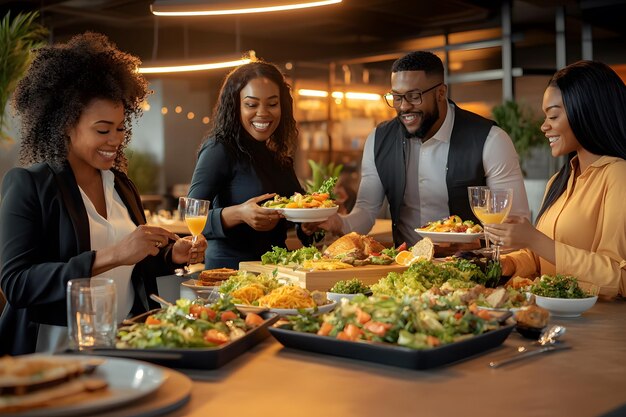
[
  {"xmin": 138, "ymin": 51, "xmax": 255, "ymax": 74},
  {"xmin": 151, "ymin": 0, "xmax": 342, "ymax": 16}
]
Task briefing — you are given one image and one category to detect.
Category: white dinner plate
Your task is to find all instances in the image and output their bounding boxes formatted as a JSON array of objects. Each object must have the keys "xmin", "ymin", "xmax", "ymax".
[
  {"xmin": 181, "ymin": 279, "xmax": 218, "ymax": 291},
  {"xmin": 415, "ymin": 230, "xmax": 483, "ymax": 244},
  {"xmin": 262, "ymin": 206, "xmax": 338, "ymax": 223},
  {"xmin": 3, "ymin": 355, "xmax": 165, "ymax": 417},
  {"xmin": 235, "ymin": 300, "xmax": 337, "ymax": 316}
]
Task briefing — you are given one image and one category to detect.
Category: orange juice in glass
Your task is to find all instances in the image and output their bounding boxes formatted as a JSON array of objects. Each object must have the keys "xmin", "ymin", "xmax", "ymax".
[
  {"xmin": 185, "ymin": 216, "xmax": 207, "ymax": 237},
  {"xmin": 473, "ymin": 206, "xmax": 510, "ymax": 225},
  {"xmin": 178, "ymin": 197, "xmax": 210, "ymax": 246}
]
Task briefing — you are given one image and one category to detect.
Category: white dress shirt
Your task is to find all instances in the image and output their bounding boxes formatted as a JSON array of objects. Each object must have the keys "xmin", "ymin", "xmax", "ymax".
[
  {"xmin": 341, "ymin": 102, "xmax": 530, "ymax": 245},
  {"xmin": 36, "ymin": 170, "xmax": 137, "ymax": 353}
]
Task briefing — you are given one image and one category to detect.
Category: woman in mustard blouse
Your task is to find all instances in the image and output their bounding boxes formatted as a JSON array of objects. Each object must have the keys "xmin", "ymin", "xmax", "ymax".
[{"xmin": 484, "ymin": 61, "xmax": 626, "ymax": 299}]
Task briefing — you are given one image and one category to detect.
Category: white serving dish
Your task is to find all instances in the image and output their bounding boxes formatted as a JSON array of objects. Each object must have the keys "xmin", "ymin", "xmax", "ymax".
[{"xmin": 533, "ymin": 294, "xmax": 598, "ymax": 317}]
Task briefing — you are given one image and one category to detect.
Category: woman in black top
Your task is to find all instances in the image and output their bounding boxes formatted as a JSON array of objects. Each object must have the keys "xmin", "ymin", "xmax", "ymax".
[{"xmin": 188, "ymin": 61, "xmax": 307, "ymax": 268}]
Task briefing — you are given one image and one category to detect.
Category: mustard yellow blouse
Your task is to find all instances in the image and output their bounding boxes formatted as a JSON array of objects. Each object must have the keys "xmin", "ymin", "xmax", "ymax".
[{"xmin": 505, "ymin": 155, "xmax": 626, "ymax": 298}]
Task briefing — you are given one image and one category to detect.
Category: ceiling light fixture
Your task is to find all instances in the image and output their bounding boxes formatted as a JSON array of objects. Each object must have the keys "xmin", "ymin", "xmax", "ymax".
[
  {"xmin": 151, "ymin": 0, "xmax": 342, "ymax": 17},
  {"xmin": 138, "ymin": 51, "xmax": 255, "ymax": 74},
  {"xmin": 297, "ymin": 89, "xmax": 381, "ymax": 101},
  {"xmin": 138, "ymin": 57, "xmax": 252, "ymax": 74}
]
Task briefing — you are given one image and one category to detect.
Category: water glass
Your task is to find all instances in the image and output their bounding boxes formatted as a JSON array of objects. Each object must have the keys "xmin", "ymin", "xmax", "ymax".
[{"xmin": 67, "ymin": 277, "xmax": 117, "ymax": 350}]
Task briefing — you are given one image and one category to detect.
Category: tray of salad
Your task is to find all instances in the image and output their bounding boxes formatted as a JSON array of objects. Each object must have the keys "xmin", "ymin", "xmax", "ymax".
[
  {"xmin": 269, "ymin": 295, "xmax": 514, "ymax": 369},
  {"xmin": 75, "ymin": 298, "xmax": 278, "ymax": 369}
]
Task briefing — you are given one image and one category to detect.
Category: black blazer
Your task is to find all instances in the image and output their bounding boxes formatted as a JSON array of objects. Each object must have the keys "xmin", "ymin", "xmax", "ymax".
[{"xmin": 0, "ymin": 162, "xmax": 174, "ymax": 355}]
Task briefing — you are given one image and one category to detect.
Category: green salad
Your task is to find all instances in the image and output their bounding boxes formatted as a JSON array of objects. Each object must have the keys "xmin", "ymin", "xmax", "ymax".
[
  {"xmin": 279, "ymin": 295, "xmax": 500, "ymax": 349},
  {"xmin": 370, "ymin": 258, "xmax": 490, "ymax": 298},
  {"xmin": 329, "ymin": 279, "xmax": 370, "ymax": 294},
  {"xmin": 261, "ymin": 246, "xmax": 322, "ymax": 265},
  {"xmin": 116, "ymin": 297, "xmax": 261, "ymax": 348},
  {"xmin": 531, "ymin": 274, "xmax": 591, "ymax": 299}
]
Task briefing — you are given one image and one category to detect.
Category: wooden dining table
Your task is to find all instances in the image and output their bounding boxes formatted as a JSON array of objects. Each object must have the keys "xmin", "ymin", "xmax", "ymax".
[{"xmin": 133, "ymin": 295, "xmax": 626, "ymax": 417}]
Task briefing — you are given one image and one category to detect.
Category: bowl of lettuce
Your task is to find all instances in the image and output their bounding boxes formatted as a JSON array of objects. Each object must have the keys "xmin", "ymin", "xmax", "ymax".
[
  {"xmin": 327, "ymin": 279, "xmax": 371, "ymax": 302},
  {"xmin": 531, "ymin": 274, "xmax": 598, "ymax": 318}
]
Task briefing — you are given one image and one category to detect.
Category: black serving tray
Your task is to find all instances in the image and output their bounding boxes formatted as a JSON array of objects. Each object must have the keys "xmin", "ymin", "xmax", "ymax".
[
  {"xmin": 269, "ymin": 324, "xmax": 515, "ymax": 370},
  {"xmin": 75, "ymin": 310, "xmax": 278, "ymax": 369}
]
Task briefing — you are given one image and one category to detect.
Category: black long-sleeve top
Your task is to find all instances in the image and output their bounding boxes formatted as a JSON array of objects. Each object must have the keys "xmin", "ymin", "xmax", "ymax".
[{"xmin": 188, "ymin": 138, "xmax": 304, "ymax": 269}]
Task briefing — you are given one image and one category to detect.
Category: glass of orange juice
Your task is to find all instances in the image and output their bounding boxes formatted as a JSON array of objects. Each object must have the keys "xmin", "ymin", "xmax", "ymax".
[
  {"xmin": 474, "ymin": 188, "xmax": 513, "ymax": 262},
  {"xmin": 178, "ymin": 197, "xmax": 210, "ymax": 270},
  {"xmin": 468, "ymin": 186, "xmax": 491, "ymax": 253}
]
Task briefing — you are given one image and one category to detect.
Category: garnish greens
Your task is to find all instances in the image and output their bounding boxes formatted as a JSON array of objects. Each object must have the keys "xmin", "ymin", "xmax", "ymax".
[
  {"xmin": 329, "ymin": 279, "xmax": 370, "ymax": 294},
  {"xmin": 531, "ymin": 274, "xmax": 590, "ymax": 299}
]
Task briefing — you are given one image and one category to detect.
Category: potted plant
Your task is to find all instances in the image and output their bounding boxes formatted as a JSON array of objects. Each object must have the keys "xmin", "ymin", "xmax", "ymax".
[
  {"xmin": 491, "ymin": 100, "xmax": 546, "ymax": 169},
  {"xmin": 304, "ymin": 159, "xmax": 343, "ymax": 194},
  {"xmin": 0, "ymin": 11, "xmax": 48, "ymax": 143},
  {"xmin": 492, "ymin": 100, "xmax": 549, "ymax": 221}
]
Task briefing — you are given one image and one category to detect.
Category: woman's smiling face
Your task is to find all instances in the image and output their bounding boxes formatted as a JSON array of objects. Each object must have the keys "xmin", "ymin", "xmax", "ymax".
[
  {"xmin": 541, "ymin": 86, "xmax": 582, "ymax": 157},
  {"xmin": 239, "ymin": 77, "xmax": 281, "ymax": 142},
  {"xmin": 66, "ymin": 98, "xmax": 125, "ymax": 173}
]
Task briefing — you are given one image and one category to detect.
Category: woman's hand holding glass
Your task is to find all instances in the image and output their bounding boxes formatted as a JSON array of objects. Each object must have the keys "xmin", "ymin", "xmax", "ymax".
[{"xmin": 171, "ymin": 234, "xmax": 207, "ymax": 265}]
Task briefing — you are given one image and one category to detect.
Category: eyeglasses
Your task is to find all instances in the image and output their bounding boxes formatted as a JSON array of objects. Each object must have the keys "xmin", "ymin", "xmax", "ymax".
[{"xmin": 383, "ymin": 82, "xmax": 443, "ymax": 108}]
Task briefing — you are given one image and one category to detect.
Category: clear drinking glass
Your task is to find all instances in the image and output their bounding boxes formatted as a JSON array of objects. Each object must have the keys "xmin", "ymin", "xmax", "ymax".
[
  {"xmin": 177, "ymin": 197, "xmax": 210, "ymax": 274},
  {"xmin": 485, "ymin": 189, "xmax": 513, "ymax": 261},
  {"xmin": 468, "ymin": 186, "xmax": 491, "ymax": 252},
  {"xmin": 472, "ymin": 188, "xmax": 513, "ymax": 262},
  {"xmin": 67, "ymin": 277, "xmax": 117, "ymax": 350}
]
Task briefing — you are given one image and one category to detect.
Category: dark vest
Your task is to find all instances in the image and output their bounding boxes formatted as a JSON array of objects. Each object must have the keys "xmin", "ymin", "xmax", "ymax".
[{"xmin": 374, "ymin": 102, "xmax": 494, "ymax": 245}]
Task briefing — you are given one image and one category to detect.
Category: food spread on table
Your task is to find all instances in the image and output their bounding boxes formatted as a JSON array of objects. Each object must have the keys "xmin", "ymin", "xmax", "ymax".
[
  {"xmin": 218, "ymin": 271, "xmax": 330, "ymax": 309},
  {"xmin": 260, "ymin": 233, "xmax": 404, "ymax": 268}
]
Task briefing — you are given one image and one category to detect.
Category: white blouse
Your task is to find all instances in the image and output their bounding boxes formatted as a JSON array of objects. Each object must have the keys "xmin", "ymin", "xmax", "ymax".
[{"xmin": 36, "ymin": 170, "xmax": 137, "ymax": 353}]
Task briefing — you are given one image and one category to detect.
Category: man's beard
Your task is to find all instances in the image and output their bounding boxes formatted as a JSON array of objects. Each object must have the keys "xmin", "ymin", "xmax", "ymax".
[
  {"xmin": 413, "ymin": 105, "xmax": 439, "ymax": 140},
  {"xmin": 399, "ymin": 104, "xmax": 440, "ymax": 140}
]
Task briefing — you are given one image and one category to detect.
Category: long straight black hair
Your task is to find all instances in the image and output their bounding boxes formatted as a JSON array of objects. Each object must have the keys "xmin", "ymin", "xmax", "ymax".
[{"xmin": 535, "ymin": 61, "xmax": 626, "ymax": 222}]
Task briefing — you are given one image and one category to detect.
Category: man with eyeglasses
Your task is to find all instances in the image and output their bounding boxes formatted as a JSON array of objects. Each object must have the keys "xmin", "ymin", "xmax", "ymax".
[{"xmin": 307, "ymin": 51, "xmax": 530, "ymax": 247}]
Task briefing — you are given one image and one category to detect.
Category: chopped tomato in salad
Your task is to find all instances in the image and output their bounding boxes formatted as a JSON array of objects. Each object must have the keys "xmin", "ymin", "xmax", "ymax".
[
  {"xmin": 279, "ymin": 295, "xmax": 501, "ymax": 350},
  {"xmin": 116, "ymin": 298, "xmax": 262, "ymax": 349}
]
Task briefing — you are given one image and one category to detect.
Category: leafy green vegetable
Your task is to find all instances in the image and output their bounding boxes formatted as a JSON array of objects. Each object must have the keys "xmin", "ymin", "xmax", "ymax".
[
  {"xmin": 261, "ymin": 246, "xmax": 322, "ymax": 265},
  {"xmin": 329, "ymin": 279, "xmax": 370, "ymax": 294},
  {"xmin": 218, "ymin": 271, "xmax": 281, "ymax": 295},
  {"xmin": 531, "ymin": 274, "xmax": 590, "ymax": 299},
  {"xmin": 317, "ymin": 176, "xmax": 338, "ymax": 196}
]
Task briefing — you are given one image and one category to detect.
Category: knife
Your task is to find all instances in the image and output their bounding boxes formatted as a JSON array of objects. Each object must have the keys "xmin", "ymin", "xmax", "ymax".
[{"xmin": 489, "ymin": 344, "xmax": 572, "ymax": 368}]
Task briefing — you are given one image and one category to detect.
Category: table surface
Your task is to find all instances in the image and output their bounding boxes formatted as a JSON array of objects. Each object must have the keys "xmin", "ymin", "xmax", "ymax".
[{"xmin": 146, "ymin": 296, "xmax": 625, "ymax": 417}]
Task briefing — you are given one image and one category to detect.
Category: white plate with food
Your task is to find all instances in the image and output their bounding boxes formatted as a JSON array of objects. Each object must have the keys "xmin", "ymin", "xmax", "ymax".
[
  {"xmin": 415, "ymin": 230, "xmax": 483, "ymax": 244},
  {"xmin": 263, "ymin": 206, "xmax": 338, "ymax": 223},
  {"xmin": 235, "ymin": 300, "xmax": 337, "ymax": 316},
  {"xmin": 1, "ymin": 355, "xmax": 165, "ymax": 417},
  {"xmin": 181, "ymin": 279, "xmax": 218, "ymax": 291}
]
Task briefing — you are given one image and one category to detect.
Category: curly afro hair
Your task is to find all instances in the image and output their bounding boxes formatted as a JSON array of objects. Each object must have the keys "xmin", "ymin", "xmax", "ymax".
[
  {"xmin": 12, "ymin": 32, "xmax": 149, "ymax": 172},
  {"xmin": 207, "ymin": 60, "xmax": 298, "ymax": 167}
]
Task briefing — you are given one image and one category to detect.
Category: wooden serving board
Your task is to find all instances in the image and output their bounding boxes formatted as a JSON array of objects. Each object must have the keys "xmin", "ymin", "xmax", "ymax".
[{"xmin": 238, "ymin": 261, "xmax": 409, "ymax": 291}]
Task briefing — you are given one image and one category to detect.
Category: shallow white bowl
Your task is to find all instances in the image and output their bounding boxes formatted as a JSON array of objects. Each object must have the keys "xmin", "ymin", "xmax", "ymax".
[
  {"xmin": 262, "ymin": 206, "xmax": 338, "ymax": 223},
  {"xmin": 326, "ymin": 292, "xmax": 370, "ymax": 303},
  {"xmin": 326, "ymin": 292, "xmax": 357, "ymax": 303},
  {"xmin": 534, "ymin": 294, "xmax": 598, "ymax": 317}
]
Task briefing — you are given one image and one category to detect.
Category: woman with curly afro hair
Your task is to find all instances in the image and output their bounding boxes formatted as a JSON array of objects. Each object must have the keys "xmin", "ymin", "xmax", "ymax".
[
  {"xmin": 0, "ymin": 32, "xmax": 206, "ymax": 355},
  {"xmin": 188, "ymin": 61, "xmax": 314, "ymax": 268}
]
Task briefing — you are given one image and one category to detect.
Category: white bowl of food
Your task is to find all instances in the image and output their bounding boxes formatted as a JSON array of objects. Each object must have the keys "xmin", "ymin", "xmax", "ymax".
[
  {"xmin": 326, "ymin": 279, "xmax": 371, "ymax": 303},
  {"xmin": 530, "ymin": 274, "xmax": 598, "ymax": 317},
  {"xmin": 533, "ymin": 295, "xmax": 598, "ymax": 318}
]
